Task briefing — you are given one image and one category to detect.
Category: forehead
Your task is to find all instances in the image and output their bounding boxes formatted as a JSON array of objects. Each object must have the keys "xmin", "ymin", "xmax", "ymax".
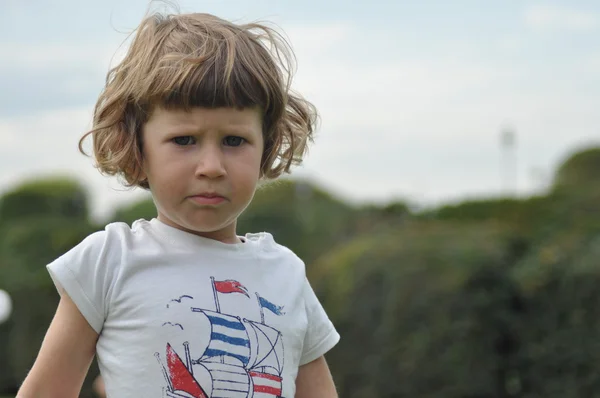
[{"xmin": 144, "ymin": 106, "xmax": 263, "ymax": 134}]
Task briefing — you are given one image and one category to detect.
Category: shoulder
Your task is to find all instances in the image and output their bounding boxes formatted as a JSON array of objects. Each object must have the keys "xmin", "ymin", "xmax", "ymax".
[
  {"xmin": 72, "ymin": 221, "xmax": 139, "ymax": 256},
  {"xmin": 45, "ymin": 221, "xmax": 145, "ymax": 332},
  {"xmin": 249, "ymin": 231, "xmax": 307, "ymax": 273},
  {"xmin": 50, "ymin": 220, "xmax": 147, "ymax": 274}
]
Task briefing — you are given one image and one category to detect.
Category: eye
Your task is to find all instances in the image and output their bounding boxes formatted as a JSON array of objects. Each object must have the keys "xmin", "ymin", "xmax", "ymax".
[
  {"xmin": 223, "ymin": 136, "xmax": 245, "ymax": 147},
  {"xmin": 172, "ymin": 136, "xmax": 196, "ymax": 146}
]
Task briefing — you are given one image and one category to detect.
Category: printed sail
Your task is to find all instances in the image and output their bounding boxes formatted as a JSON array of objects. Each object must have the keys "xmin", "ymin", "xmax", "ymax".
[
  {"xmin": 199, "ymin": 362, "xmax": 251, "ymax": 398},
  {"xmin": 165, "ymin": 344, "xmax": 209, "ymax": 398},
  {"xmin": 245, "ymin": 320, "xmax": 284, "ymax": 374},
  {"xmin": 194, "ymin": 309, "xmax": 251, "ymax": 366}
]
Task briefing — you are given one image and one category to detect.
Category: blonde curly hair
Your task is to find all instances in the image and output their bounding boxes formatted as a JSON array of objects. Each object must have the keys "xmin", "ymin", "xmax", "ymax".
[{"xmin": 80, "ymin": 11, "xmax": 317, "ymax": 189}]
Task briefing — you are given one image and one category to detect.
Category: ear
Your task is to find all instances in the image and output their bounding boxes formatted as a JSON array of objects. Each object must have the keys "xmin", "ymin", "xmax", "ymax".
[
  {"xmin": 137, "ymin": 167, "xmax": 150, "ymax": 190},
  {"xmin": 136, "ymin": 131, "xmax": 148, "ymax": 182},
  {"xmin": 138, "ymin": 161, "xmax": 148, "ymax": 184}
]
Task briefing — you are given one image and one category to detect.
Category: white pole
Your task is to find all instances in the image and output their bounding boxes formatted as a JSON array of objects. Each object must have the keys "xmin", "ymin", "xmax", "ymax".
[{"xmin": 500, "ymin": 127, "xmax": 517, "ymax": 196}]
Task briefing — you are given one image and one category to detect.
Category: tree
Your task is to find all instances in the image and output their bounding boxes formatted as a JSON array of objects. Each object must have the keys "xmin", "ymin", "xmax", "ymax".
[{"xmin": 311, "ymin": 221, "xmax": 524, "ymax": 398}]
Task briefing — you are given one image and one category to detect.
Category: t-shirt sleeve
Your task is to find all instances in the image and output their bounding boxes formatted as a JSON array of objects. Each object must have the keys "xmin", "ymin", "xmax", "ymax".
[
  {"xmin": 46, "ymin": 228, "xmax": 119, "ymax": 334},
  {"xmin": 299, "ymin": 276, "xmax": 340, "ymax": 366}
]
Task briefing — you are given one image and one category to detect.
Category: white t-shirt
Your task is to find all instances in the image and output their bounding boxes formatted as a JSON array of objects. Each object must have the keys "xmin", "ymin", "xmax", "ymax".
[{"xmin": 47, "ymin": 218, "xmax": 340, "ymax": 398}]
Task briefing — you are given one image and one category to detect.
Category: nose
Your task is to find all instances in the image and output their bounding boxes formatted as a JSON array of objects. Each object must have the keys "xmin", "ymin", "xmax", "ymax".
[{"xmin": 194, "ymin": 144, "xmax": 226, "ymax": 179}]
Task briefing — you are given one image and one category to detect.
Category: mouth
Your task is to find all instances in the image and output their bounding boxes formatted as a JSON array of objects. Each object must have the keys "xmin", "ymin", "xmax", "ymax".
[{"xmin": 189, "ymin": 192, "xmax": 227, "ymax": 205}]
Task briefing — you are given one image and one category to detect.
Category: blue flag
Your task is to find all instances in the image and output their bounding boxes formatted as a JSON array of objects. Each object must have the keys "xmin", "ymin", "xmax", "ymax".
[{"xmin": 258, "ymin": 296, "xmax": 285, "ymax": 316}]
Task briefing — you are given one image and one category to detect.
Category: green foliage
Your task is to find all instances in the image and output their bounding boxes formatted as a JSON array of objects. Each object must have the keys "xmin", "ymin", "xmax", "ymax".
[
  {"xmin": 0, "ymin": 178, "xmax": 97, "ymax": 396},
  {"xmin": 0, "ymin": 214, "xmax": 98, "ymax": 396},
  {"xmin": 0, "ymin": 176, "xmax": 88, "ymax": 226},
  {"xmin": 110, "ymin": 195, "xmax": 156, "ymax": 225},
  {"xmin": 0, "ymin": 318, "xmax": 15, "ymax": 393},
  {"xmin": 0, "ymin": 217, "xmax": 97, "ymax": 290},
  {"xmin": 510, "ymin": 235, "xmax": 600, "ymax": 396},
  {"xmin": 312, "ymin": 222, "xmax": 523, "ymax": 397},
  {"xmin": 419, "ymin": 195, "xmax": 558, "ymax": 237},
  {"xmin": 553, "ymin": 147, "xmax": 600, "ymax": 194}
]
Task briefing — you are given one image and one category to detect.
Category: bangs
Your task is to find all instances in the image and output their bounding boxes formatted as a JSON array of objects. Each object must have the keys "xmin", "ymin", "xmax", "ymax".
[
  {"xmin": 161, "ymin": 59, "xmax": 269, "ymax": 110},
  {"xmin": 144, "ymin": 26, "xmax": 284, "ymax": 114}
]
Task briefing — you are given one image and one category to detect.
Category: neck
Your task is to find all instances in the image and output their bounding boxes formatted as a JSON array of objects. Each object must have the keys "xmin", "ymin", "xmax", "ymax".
[{"xmin": 156, "ymin": 214, "xmax": 241, "ymax": 244}]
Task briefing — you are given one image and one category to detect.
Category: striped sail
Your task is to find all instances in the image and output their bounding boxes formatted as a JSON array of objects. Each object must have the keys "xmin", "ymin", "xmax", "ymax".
[
  {"xmin": 200, "ymin": 362, "xmax": 251, "ymax": 398},
  {"xmin": 194, "ymin": 309, "xmax": 251, "ymax": 366}
]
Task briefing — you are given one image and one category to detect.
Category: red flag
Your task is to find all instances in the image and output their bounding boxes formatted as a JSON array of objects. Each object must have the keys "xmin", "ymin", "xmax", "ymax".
[{"xmin": 213, "ymin": 279, "xmax": 249, "ymax": 297}]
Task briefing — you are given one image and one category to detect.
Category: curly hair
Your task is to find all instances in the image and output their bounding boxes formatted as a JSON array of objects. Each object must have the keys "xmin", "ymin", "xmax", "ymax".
[{"xmin": 80, "ymin": 11, "xmax": 318, "ymax": 189}]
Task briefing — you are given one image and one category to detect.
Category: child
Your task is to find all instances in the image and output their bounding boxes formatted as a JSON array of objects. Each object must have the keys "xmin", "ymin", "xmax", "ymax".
[{"xmin": 17, "ymin": 9, "xmax": 339, "ymax": 398}]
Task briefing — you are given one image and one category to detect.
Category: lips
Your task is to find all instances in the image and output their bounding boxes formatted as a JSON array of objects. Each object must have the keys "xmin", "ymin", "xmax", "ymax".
[{"xmin": 189, "ymin": 192, "xmax": 227, "ymax": 205}]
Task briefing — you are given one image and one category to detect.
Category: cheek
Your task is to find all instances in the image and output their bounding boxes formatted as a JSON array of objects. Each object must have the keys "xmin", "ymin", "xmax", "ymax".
[
  {"xmin": 145, "ymin": 150, "xmax": 187, "ymax": 190},
  {"xmin": 232, "ymin": 149, "xmax": 262, "ymax": 184},
  {"xmin": 248, "ymin": 146, "xmax": 264, "ymax": 172}
]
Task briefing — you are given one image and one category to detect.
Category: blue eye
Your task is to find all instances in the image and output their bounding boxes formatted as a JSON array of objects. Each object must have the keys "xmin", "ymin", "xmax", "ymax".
[
  {"xmin": 173, "ymin": 136, "xmax": 195, "ymax": 146},
  {"xmin": 224, "ymin": 136, "xmax": 245, "ymax": 147}
]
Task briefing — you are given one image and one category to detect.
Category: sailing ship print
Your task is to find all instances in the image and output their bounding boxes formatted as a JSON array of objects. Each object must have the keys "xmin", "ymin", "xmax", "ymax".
[{"xmin": 155, "ymin": 277, "xmax": 287, "ymax": 398}]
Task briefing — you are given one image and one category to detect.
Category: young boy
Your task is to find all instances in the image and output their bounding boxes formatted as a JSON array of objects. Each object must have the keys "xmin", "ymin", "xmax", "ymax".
[{"xmin": 17, "ymin": 10, "xmax": 339, "ymax": 398}]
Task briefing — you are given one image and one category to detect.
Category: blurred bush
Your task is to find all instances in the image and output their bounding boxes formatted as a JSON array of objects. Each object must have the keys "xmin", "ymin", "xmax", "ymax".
[
  {"xmin": 0, "ymin": 177, "xmax": 99, "ymax": 397},
  {"xmin": 311, "ymin": 221, "xmax": 523, "ymax": 397},
  {"xmin": 0, "ymin": 177, "xmax": 88, "ymax": 225}
]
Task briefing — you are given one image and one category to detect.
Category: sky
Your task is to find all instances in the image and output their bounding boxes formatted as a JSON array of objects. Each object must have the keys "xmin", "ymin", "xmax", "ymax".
[{"xmin": 1, "ymin": 0, "xmax": 599, "ymax": 219}]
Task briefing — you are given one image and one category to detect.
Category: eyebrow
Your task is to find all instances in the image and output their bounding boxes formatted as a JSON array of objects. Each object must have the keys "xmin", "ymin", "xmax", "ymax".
[{"xmin": 162, "ymin": 125, "xmax": 256, "ymax": 136}]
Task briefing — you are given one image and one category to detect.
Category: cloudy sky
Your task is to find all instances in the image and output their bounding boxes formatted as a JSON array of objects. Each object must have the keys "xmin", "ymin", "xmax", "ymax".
[{"xmin": 1, "ymin": 0, "xmax": 599, "ymax": 219}]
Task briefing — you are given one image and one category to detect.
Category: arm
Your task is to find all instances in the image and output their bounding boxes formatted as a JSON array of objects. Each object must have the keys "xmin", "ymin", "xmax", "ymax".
[
  {"xmin": 17, "ymin": 294, "xmax": 99, "ymax": 398},
  {"xmin": 295, "ymin": 355, "xmax": 338, "ymax": 398}
]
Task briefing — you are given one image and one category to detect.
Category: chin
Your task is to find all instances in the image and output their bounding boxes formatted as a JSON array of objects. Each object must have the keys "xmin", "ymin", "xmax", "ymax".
[{"xmin": 181, "ymin": 216, "xmax": 236, "ymax": 233}]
